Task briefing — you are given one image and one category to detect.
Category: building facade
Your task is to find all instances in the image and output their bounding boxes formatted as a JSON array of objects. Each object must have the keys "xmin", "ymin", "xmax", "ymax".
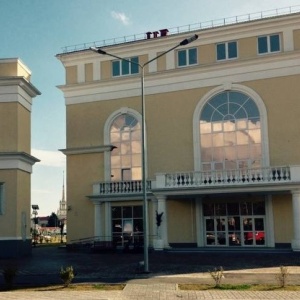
[
  {"xmin": 57, "ymin": 9, "xmax": 300, "ymax": 250},
  {"xmin": 0, "ymin": 58, "xmax": 40, "ymax": 257}
]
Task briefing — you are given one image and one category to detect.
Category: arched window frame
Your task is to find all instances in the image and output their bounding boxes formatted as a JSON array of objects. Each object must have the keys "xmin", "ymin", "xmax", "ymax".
[
  {"xmin": 104, "ymin": 107, "xmax": 143, "ymax": 181},
  {"xmin": 193, "ymin": 84, "xmax": 269, "ymax": 172}
]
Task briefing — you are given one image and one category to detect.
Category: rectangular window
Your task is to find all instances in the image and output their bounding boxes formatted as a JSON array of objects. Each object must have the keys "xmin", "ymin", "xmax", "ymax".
[
  {"xmin": 112, "ymin": 56, "xmax": 139, "ymax": 77},
  {"xmin": 178, "ymin": 48, "xmax": 197, "ymax": 67},
  {"xmin": 258, "ymin": 34, "xmax": 280, "ymax": 54},
  {"xmin": 217, "ymin": 41, "xmax": 237, "ymax": 61}
]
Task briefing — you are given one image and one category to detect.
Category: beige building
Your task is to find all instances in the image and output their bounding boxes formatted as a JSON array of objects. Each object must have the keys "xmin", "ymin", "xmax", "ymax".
[
  {"xmin": 0, "ymin": 58, "xmax": 40, "ymax": 257},
  {"xmin": 57, "ymin": 9, "xmax": 300, "ymax": 251}
]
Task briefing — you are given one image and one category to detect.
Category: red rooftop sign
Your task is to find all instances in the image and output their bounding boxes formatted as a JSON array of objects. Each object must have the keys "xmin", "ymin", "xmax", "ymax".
[{"xmin": 146, "ymin": 29, "xmax": 169, "ymax": 39}]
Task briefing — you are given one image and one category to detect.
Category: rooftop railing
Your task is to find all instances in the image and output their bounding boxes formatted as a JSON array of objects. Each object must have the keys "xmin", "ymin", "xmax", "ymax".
[{"xmin": 61, "ymin": 5, "xmax": 300, "ymax": 53}]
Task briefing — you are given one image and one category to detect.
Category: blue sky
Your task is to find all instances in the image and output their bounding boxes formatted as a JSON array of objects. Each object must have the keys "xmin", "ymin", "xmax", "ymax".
[{"xmin": 1, "ymin": 0, "xmax": 300, "ymax": 216}]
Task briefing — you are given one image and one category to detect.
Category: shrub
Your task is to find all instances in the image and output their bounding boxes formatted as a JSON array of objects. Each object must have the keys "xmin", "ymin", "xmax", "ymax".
[
  {"xmin": 209, "ymin": 266, "xmax": 224, "ymax": 288},
  {"xmin": 275, "ymin": 266, "xmax": 289, "ymax": 288},
  {"xmin": 60, "ymin": 266, "xmax": 74, "ymax": 287}
]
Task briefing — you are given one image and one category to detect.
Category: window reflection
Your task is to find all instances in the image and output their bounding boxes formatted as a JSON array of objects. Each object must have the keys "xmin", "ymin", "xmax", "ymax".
[
  {"xmin": 200, "ymin": 91, "xmax": 261, "ymax": 171},
  {"xmin": 110, "ymin": 114, "xmax": 141, "ymax": 181}
]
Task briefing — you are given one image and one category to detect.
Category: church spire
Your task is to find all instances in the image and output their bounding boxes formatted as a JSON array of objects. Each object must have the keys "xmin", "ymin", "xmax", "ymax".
[{"xmin": 62, "ymin": 171, "xmax": 65, "ymax": 202}]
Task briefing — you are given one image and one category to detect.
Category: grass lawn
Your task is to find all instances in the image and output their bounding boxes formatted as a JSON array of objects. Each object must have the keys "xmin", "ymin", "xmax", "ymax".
[{"xmin": 1, "ymin": 283, "xmax": 126, "ymax": 292}]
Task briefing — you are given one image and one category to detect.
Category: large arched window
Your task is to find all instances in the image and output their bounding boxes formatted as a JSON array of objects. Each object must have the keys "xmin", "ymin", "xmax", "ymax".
[
  {"xmin": 199, "ymin": 91, "xmax": 262, "ymax": 171},
  {"xmin": 110, "ymin": 113, "xmax": 142, "ymax": 181}
]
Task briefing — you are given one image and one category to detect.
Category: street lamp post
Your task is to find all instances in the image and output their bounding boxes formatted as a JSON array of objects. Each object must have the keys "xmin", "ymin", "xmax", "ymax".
[
  {"xmin": 31, "ymin": 204, "xmax": 39, "ymax": 247},
  {"xmin": 90, "ymin": 33, "xmax": 198, "ymax": 272}
]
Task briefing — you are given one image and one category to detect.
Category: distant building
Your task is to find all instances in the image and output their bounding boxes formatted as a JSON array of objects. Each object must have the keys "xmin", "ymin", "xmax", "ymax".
[
  {"xmin": 57, "ymin": 173, "xmax": 67, "ymax": 221},
  {"xmin": 0, "ymin": 58, "xmax": 40, "ymax": 257},
  {"xmin": 57, "ymin": 8, "xmax": 300, "ymax": 250}
]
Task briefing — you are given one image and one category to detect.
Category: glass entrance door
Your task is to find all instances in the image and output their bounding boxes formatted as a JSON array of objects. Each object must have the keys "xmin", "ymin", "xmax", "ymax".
[{"xmin": 205, "ymin": 215, "xmax": 265, "ymax": 247}]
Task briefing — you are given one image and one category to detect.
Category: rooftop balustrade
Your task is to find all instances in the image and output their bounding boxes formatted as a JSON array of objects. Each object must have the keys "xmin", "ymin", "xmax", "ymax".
[{"xmin": 61, "ymin": 5, "xmax": 300, "ymax": 53}]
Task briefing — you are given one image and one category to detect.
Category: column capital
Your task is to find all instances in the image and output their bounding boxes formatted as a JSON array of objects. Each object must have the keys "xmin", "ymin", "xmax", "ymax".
[{"xmin": 153, "ymin": 194, "xmax": 166, "ymax": 202}]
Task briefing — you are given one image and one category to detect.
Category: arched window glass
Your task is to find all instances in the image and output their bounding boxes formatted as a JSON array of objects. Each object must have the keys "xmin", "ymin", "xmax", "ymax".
[
  {"xmin": 200, "ymin": 91, "xmax": 261, "ymax": 171},
  {"xmin": 110, "ymin": 114, "xmax": 142, "ymax": 181}
]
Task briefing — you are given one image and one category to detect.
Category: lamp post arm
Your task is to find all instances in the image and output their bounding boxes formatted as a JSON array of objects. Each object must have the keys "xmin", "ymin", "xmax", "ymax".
[
  {"xmin": 90, "ymin": 47, "xmax": 142, "ymax": 69},
  {"xmin": 90, "ymin": 34, "xmax": 198, "ymax": 70}
]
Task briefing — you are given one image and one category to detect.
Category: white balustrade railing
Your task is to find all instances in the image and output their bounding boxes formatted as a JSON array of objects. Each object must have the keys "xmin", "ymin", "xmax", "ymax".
[
  {"xmin": 95, "ymin": 180, "xmax": 151, "ymax": 195},
  {"xmin": 93, "ymin": 166, "xmax": 300, "ymax": 195},
  {"xmin": 162, "ymin": 166, "xmax": 291, "ymax": 188}
]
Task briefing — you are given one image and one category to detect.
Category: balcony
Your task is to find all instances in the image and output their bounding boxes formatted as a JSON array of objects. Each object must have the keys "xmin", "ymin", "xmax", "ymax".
[{"xmin": 92, "ymin": 165, "xmax": 300, "ymax": 197}]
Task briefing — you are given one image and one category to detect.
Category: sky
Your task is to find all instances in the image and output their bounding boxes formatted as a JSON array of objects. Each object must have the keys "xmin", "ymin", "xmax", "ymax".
[{"xmin": 1, "ymin": 0, "xmax": 300, "ymax": 216}]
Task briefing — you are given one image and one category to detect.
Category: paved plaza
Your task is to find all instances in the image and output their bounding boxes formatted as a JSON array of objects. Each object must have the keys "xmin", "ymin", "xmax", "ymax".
[{"xmin": 1, "ymin": 246, "xmax": 300, "ymax": 299}]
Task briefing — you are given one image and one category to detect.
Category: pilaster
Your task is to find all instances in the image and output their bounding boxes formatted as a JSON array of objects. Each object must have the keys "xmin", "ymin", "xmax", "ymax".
[{"xmin": 292, "ymin": 190, "xmax": 300, "ymax": 251}]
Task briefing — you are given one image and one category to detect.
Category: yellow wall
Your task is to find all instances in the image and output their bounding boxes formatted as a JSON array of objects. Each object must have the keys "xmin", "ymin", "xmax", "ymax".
[
  {"xmin": 245, "ymin": 74, "xmax": 300, "ymax": 165},
  {"xmin": 0, "ymin": 170, "xmax": 30, "ymax": 237},
  {"xmin": 66, "ymin": 66, "xmax": 77, "ymax": 84},
  {"xmin": 272, "ymin": 195, "xmax": 293, "ymax": 243},
  {"xmin": 157, "ymin": 52, "xmax": 166, "ymax": 72},
  {"xmin": 85, "ymin": 63, "xmax": 93, "ymax": 82},
  {"xmin": 294, "ymin": 29, "xmax": 300, "ymax": 50},
  {"xmin": 0, "ymin": 103, "xmax": 30, "ymax": 152},
  {"xmin": 200, "ymin": 44, "xmax": 215, "ymax": 64},
  {"xmin": 239, "ymin": 37, "xmax": 257, "ymax": 59},
  {"xmin": 168, "ymin": 199, "xmax": 196, "ymax": 243},
  {"xmin": 101, "ymin": 61, "xmax": 111, "ymax": 80},
  {"xmin": 0, "ymin": 60, "xmax": 31, "ymax": 80},
  {"xmin": 66, "ymin": 153, "xmax": 103, "ymax": 240}
]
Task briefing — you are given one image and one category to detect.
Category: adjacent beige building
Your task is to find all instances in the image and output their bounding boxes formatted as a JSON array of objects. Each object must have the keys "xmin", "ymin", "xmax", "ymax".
[
  {"xmin": 0, "ymin": 58, "xmax": 40, "ymax": 257},
  {"xmin": 57, "ymin": 10, "xmax": 300, "ymax": 251}
]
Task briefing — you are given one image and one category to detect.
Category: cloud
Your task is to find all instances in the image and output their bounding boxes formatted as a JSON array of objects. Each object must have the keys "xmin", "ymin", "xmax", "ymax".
[
  {"xmin": 32, "ymin": 149, "xmax": 65, "ymax": 168},
  {"xmin": 111, "ymin": 11, "xmax": 130, "ymax": 25}
]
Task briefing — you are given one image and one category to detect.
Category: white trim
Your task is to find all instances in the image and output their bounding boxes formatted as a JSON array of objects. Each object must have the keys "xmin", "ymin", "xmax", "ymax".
[
  {"xmin": 265, "ymin": 195, "xmax": 275, "ymax": 247},
  {"xmin": 0, "ymin": 152, "xmax": 40, "ymax": 173},
  {"xmin": 93, "ymin": 60, "xmax": 101, "ymax": 81},
  {"xmin": 195, "ymin": 198, "xmax": 204, "ymax": 247},
  {"xmin": 192, "ymin": 84, "xmax": 269, "ymax": 171},
  {"xmin": 166, "ymin": 50, "xmax": 175, "ymax": 70},
  {"xmin": 283, "ymin": 28, "xmax": 294, "ymax": 51},
  {"xmin": 60, "ymin": 145, "xmax": 114, "ymax": 155},
  {"xmin": 0, "ymin": 82, "xmax": 39, "ymax": 111},
  {"xmin": 148, "ymin": 51, "xmax": 157, "ymax": 73},
  {"xmin": 94, "ymin": 202, "xmax": 102, "ymax": 238},
  {"xmin": 60, "ymin": 55, "xmax": 300, "ymax": 105},
  {"xmin": 77, "ymin": 63, "xmax": 85, "ymax": 83},
  {"xmin": 104, "ymin": 202, "xmax": 111, "ymax": 241},
  {"xmin": 0, "ymin": 236, "xmax": 29, "ymax": 241}
]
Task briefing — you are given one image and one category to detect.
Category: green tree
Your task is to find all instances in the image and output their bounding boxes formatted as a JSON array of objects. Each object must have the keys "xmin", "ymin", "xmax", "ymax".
[{"xmin": 47, "ymin": 212, "xmax": 60, "ymax": 227}]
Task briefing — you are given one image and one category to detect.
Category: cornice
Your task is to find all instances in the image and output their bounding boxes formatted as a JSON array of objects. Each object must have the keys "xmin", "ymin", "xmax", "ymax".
[
  {"xmin": 60, "ymin": 145, "xmax": 116, "ymax": 155},
  {"xmin": 59, "ymin": 52, "xmax": 300, "ymax": 105},
  {"xmin": 0, "ymin": 77, "xmax": 41, "ymax": 97},
  {"xmin": 0, "ymin": 152, "xmax": 40, "ymax": 173}
]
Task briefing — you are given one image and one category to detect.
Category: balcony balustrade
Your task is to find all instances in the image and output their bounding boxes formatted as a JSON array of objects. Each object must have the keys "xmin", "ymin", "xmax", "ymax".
[
  {"xmin": 94, "ymin": 180, "xmax": 152, "ymax": 195},
  {"xmin": 93, "ymin": 165, "xmax": 300, "ymax": 196}
]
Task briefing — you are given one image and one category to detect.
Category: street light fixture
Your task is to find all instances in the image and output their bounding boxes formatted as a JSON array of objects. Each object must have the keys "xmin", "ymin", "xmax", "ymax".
[{"xmin": 90, "ymin": 33, "xmax": 198, "ymax": 272}]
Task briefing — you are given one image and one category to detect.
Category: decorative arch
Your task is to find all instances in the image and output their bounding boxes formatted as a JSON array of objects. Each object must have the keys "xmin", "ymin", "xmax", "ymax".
[{"xmin": 193, "ymin": 84, "xmax": 269, "ymax": 172}]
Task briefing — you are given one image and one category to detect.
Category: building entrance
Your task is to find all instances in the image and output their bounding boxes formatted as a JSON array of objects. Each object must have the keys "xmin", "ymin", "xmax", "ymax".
[{"xmin": 203, "ymin": 201, "xmax": 265, "ymax": 247}]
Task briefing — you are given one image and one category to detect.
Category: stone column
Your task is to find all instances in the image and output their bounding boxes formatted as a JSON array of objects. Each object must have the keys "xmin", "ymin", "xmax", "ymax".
[
  {"xmin": 154, "ymin": 195, "xmax": 170, "ymax": 249},
  {"xmin": 292, "ymin": 190, "xmax": 300, "ymax": 251},
  {"xmin": 104, "ymin": 202, "xmax": 111, "ymax": 242},
  {"xmin": 94, "ymin": 202, "xmax": 102, "ymax": 239}
]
